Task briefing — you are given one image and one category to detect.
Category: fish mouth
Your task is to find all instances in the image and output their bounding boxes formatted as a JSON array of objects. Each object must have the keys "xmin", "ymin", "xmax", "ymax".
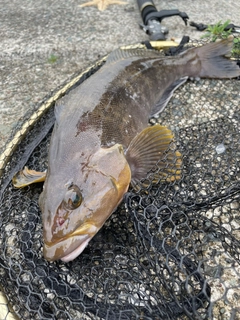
[
  {"xmin": 43, "ymin": 223, "xmax": 99, "ymax": 262},
  {"xmin": 61, "ymin": 236, "xmax": 92, "ymax": 262}
]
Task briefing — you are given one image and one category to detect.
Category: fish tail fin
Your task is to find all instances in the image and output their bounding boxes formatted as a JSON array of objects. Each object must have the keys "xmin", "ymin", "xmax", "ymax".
[{"xmin": 185, "ymin": 36, "xmax": 240, "ymax": 78}]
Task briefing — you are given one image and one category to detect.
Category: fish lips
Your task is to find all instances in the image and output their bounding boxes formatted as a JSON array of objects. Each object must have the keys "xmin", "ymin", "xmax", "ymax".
[{"xmin": 43, "ymin": 225, "xmax": 98, "ymax": 262}]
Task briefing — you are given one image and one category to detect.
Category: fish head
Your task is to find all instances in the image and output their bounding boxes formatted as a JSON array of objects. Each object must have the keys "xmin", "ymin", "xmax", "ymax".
[{"xmin": 39, "ymin": 143, "xmax": 131, "ymax": 262}]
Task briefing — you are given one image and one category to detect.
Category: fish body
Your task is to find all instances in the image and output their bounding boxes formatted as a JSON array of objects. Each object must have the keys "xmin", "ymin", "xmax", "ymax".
[{"xmin": 37, "ymin": 38, "xmax": 240, "ymax": 262}]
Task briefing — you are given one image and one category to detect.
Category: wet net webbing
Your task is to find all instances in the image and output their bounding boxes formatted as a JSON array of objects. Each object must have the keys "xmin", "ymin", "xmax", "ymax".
[{"xmin": 0, "ymin": 39, "xmax": 239, "ymax": 320}]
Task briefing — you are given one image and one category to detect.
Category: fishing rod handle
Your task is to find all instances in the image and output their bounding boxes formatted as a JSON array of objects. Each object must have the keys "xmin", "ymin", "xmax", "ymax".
[{"xmin": 137, "ymin": 0, "xmax": 158, "ymax": 24}]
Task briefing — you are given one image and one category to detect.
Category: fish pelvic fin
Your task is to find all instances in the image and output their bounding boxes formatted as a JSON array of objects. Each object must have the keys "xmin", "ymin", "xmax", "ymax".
[
  {"xmin": 12, "ymin": 166, "xmax": 46, "ymax": 188},
  {"xmin": 125, "ymin": 125, "xmax": 182, "ymax": 189},
  {"xmin": 184, "ymin": 36, "xmax": 240, "ymax": 79}
]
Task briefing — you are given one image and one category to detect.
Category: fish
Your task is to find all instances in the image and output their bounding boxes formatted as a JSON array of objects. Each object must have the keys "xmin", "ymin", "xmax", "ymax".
[{"xmin": 12, "ymin": 37, "xmax": 240, "ymax": 262}]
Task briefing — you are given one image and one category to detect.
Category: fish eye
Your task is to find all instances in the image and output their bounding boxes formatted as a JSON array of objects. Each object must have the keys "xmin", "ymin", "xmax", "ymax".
[{"xmin": 63, "ymin": 184, "xmax": 82, "ymax": 210}]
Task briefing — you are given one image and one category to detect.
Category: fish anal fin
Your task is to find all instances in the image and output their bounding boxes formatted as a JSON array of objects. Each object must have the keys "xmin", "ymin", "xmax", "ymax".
[
  {"xmin": 125, "ymin": 124, "xmax": 182, "ymax": 188},
  {"xmin": 151, "ymin": 77, "xmax": 188, "ymax": 117},
  {"xmin": 12, "ymin": 166, "xmax": 46, "ymax": 188}
]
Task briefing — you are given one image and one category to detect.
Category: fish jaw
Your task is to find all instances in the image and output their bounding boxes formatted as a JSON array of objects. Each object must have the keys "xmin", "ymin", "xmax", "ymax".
[
  {"xmin": 43, "ymin": 234, "xmax": 92, "ymax": 262},
  {"xmin": 61, "ymin": 237, "xmax": 91, "ymax": 262},
  {"xmin": 40, "ymin": 144, "xmax": 131, "ymax": 262}
]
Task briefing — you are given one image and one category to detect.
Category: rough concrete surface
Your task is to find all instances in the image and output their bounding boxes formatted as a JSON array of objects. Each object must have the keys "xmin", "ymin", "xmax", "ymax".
[
  {"xmin": 0, "ymin": 0, "xmax": 239, "ymax": 318},
  {"xmin": 0, "ymin": 0, "xmax": 240, "ymax": 151}
]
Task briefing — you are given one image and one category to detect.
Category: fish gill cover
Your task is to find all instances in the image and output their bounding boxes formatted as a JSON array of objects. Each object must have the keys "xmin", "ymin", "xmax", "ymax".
[{"xmin": 0, "ymin": 39, "xmax": 239, "ymax": 320}]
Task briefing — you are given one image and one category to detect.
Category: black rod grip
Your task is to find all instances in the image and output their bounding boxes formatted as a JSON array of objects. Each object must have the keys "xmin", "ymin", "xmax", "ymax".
[{"xmin": 137, "ymin": 0, "xmax": 158, "ymax": 24}]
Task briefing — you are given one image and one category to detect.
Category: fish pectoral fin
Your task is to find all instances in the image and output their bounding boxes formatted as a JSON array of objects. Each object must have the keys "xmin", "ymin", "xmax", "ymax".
[
  {"xmin": 125, "ymin": 125, "xmax": 182, "ymax": 188},
  {"xmin": 151, "ymin": 77, "xmax": 188, "ymax": 117},
  {"xmin": 147, "ymin": 149, "xmax": 182, "ymax": 184},
  {"xmin": 12, "ymin": 166, "xmax": 46, "ymax": 188}
]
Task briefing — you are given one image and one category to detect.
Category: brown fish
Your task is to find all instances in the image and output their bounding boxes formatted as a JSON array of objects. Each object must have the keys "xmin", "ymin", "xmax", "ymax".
[{"xmin": 13, "ymin": 37, "xmax": 240, "ymax": 262}]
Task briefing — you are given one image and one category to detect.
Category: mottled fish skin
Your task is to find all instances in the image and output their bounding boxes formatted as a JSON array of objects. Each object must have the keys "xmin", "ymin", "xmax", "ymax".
[
  {"xmin": 39, "ymin": 37, "xmax": 240, "ymax": 262},
  {"xmin": 52, "ymin": 54, "xmax": 197, "ymax": 149}
]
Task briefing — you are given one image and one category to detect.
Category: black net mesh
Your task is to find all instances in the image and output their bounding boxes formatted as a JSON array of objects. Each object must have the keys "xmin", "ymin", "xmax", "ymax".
[{"xmin": 0, "ymin": 39, "xmax": 239, "ymax": 320}]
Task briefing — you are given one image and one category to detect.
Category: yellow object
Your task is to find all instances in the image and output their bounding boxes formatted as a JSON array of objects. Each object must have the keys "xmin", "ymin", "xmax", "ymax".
[
  {"xmin": 79, "ymin": 0, "xmax": 127, "ymax": 11},
  {"xmin": 148, "ymin": 40, "xmax": 179, "ymax": 50},
  {"xmin": 121, "ymin": 41, "xmax": 179, "ymax": 51}
]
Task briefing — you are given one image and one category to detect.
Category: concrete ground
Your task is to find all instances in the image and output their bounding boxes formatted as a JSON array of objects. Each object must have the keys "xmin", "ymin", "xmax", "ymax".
[
  {"xmin": 0, "ymin": 0, "xmax": 240, "ymax": 151},
  {"xmin": 0, "ymin": 0, "xmax": 239, "ymax": 318}
]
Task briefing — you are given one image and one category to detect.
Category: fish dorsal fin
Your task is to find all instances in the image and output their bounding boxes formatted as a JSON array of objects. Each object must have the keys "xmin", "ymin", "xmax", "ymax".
[
  {"xmin": 106, "ymin": 48, "xmax": 161, "ymax": 65},
  {"xmin": 151, "ymin": 77, "xmax": 188, "ymax": 117},
  {"xmin": 125, "ymin": 125, "xmax": 182, "ymax": 188}
]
